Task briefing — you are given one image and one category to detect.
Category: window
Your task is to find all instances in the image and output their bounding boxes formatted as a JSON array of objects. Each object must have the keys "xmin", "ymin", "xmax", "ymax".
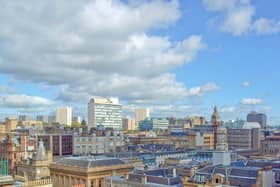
[
  {"xmin": 91, "ymin": 180, "xmax": 94, "ymax": 187},
  {"xmin": 215, "ymin": 178, "xmax": 219, "ymax": 184}
]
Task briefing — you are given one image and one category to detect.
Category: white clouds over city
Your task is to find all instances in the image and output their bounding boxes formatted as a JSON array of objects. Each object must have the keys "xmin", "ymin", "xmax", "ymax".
[
  {"xmin": 240, "ymin": 98, "xmax": 263, "ymax": 105},
  {"xmin": 0, "ymin": 0, "xmax": 218, "ymax": 115},
  {"xmin": 202, "ymin": 0, "xmax": 280, "ymax": 35},
  {"xmin": 0, "ymin": 95, "xmax": 53, "ymax": 108}
]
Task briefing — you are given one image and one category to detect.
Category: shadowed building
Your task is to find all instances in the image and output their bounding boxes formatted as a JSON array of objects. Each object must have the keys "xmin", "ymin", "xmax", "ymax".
[{"xmin": 38, "ymin": 134, "xmax": 73, "ymax": 156}]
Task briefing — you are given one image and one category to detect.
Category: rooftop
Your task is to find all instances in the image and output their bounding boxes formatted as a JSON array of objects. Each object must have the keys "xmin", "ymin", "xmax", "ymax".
[{"xmin": 53, "ymin": 156, "xmax": 126, "ymax": 168}]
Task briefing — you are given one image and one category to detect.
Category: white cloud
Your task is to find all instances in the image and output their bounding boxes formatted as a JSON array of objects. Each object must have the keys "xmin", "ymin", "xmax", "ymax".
[
  {"xmin": 202, "ymin": 0, "xmax": 236, "ymax": 11},
  {"xmin": 221, "ymin": 5, "xmax": 255, "ymax": 35},
  {"xmin": 0, "ymin": 95, "xmax": 53, "ymax": 108},
  {"xmin": 187, "ymin": 82, "xmax": 220, "ymax": 96},
  {"xmin": 0, "ymin": 0, "xmax": 215, "ymax": 109},
  {"xmin": 241, "ymin": 81, "xmax": 250, "ymax": 87},
  {"xmin": 252, "ymin": 18, "xmax": 280, "ymax": 35},
  {"xmin": 0, "ymin": 85, "xmax": 16, "ymax": 93},
  {"xmin": 221, "ymin": 106, "xmax": 236, "ymax": 113},
  {"xmin": 240, "ymin": 98, "xmax": 263, "ymax": 105},
  {"xmin": 202, "ymin": 0, "xmax": 280, "ymax": 35}
]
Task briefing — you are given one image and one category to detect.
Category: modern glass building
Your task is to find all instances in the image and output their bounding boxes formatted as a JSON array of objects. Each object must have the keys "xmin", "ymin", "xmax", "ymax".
[
  {"xmin": 88, "ymin": 97, "xmax": 122, "ymax": 130},
  {"xmin": 139, "ymin": 118, "xmax": 169, "ymax": 131}
]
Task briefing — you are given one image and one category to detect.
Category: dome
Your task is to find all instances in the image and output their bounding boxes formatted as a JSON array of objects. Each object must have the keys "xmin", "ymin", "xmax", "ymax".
[{"xmin": 243, "ymin": 122, "xmax": 261, "ymax": 129}]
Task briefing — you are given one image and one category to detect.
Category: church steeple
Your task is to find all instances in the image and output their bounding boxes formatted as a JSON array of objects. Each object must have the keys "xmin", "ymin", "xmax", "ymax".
[{"xmin": 211, "ymin": 105, "xmax": 220, "ymax": 125}]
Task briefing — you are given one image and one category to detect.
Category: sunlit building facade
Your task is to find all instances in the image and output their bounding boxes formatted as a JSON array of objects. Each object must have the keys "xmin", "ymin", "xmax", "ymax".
[{"xmin": 88, "ymin": 97, "xmax": 122, "ymax": 129}]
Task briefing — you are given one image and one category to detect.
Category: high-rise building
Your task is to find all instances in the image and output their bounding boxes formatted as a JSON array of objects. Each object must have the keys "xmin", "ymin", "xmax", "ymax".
[
  {"xmin": 55, "ymin": 107, "xmax": 72, "ymax": 126},
  {"xmin": 5, "ymin": 117, "xmax": 17, "ymax": 132},
  {"xmin": 47, "ymin": 116, "xmax": 56, "ymax": 125},
  {"xmin": 36, "ymin": 115, "xmax": 47, "ymax": 123},
  {"xmin": 135, "ymin": 108, "xmax": 150, "ymax": 127},
  {"xmin": 247, "ymin": 111, "xmax": 267, "ymax": 128},
  {"xmin": 72, "ymin": 116, "xmax": 81, "ymax": 124},
  {"xmin": 88, "ymin": 97, "xmax": 122, "ymax": 129},
  {"xmin": 18, "ymin": 115, "xmax": 29, "ymax": 121},
  {"xmin": 122, "ymin": 118, "xmax": 136, "ymax": 130}
]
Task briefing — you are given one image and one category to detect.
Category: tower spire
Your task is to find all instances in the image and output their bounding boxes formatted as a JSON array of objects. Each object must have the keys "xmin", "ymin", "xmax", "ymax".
[{"xmin": 36, "ymin": 139, "xmax": 47, "ymax": 161}]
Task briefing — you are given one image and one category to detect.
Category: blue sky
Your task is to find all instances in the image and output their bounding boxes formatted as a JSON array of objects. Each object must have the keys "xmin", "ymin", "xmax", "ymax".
[{"xmin": 0, "ymin": 0, "xmax": 279, "ymax": 125}]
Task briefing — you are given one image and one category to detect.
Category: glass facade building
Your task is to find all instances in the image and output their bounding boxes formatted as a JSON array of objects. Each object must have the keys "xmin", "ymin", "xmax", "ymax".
[{"xmin": 139, "ymin": 118, "xmax": 169, "ymax": 131}]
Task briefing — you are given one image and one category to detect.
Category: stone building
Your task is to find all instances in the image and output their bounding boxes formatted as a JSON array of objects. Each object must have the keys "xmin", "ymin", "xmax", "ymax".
[
  {"xmin": 227, "ymin": 127, "xmax": 261, "ymax": 150},
  {"xmin": 261, "ymin": 136, "xmax": 280, "ymax": 156},
  {"xmin": 15, "ymin": 140, "xmax": 53, "ymax": 187},
  {"xmin": 49, "ymin": 156, "xmax": 133, "ymax": 187},
  {"xmin": 73, "ymin": 129, "xmax": 124, "ymax": 155}
]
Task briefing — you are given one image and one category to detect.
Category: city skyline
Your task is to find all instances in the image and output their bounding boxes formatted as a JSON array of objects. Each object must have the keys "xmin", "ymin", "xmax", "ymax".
[{"xmin": 0, "ymin": 0, "xmax": 280, "ymax": 125}]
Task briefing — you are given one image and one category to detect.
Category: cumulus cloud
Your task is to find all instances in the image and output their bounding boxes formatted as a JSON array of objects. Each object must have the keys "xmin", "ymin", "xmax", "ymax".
[
  {"xmin": 241, "ymin": 81, "xmax": 250, "ymax": 87},
  {"xmin": 0, "ymin": 85, "xmax": 16, "ymax": 94},
  {"xmin": 240, "ymin": 98, "xmax": 263, "ymax": 105},
  {"xmin": 187, "ymin": 82, "xmax": 220, "ymax": 97},
  {"xmin": 0, "ymin": 95, "xmax": 53, "ymax": 108},
  {"xmin": 0, "ymin": 0, "xmax": 215, "ymax": 111},
  {"xmin": 221, "ymin": 106, "xmax": 236, "ymax": 113},
  {"xmin": 202, "ymin": 0, "xmax": 280, "ymax": 35},
  {"xmin": 123, "ymin": 103, "xmax": 206, "ymax": 118},
  {"xmin": 252, "ymin": 18, "xmax": 280, "ymax": 35}
]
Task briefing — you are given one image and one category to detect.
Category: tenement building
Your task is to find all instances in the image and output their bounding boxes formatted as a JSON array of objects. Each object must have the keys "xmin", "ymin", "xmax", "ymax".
[
  {"xmin": 73, "ymin": 128, "xmax": 124, "ymax": 155},
  {"xmin": 261, "ymin": 135, "xmax": 280, "ymax": 156}
]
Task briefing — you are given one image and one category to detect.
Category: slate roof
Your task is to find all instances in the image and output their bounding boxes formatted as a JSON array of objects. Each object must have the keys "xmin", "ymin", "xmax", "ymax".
[
  {"xmin": 54, "ymin": 156, "xmax": 126, "ymax": 168},
  {"xmin": 193, "ymin": 165, "xmax": 260, "ymax": 187}
]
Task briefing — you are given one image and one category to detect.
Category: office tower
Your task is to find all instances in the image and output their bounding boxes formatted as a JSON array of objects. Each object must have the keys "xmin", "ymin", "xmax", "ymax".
[
  {"xmin": 135, "ymin": 108, "xmax": 150, "ymax": 127},
  {"xmin": 72, "ymin": 116, "xmax": 81, "ymax": 124},
  {"xmin": 36, "ymin": 115, "xmax": 47, "ymax": 123},
  {"xmin": 88, "ymin": 97, "xmax": 122, "ymax": 129},
  {"xmin": 122, "ymin": 118, "xmax": 136, "ymax": 130},
  {"xmin": 247, "ymin": 111, "xmax": 267, "ymax": 128},
  {"xmin": 55, "ymin": 107, "xmax": 72, "ymax": 126},
  {"xmin": 227, "ymin": 123, "xmax": 261, "ymax": 150},
  {"xmin": 5, "ymin": 117, "xmax": 17, "ymax": 132},
  {"xmin": 18, "ymin": 115, "xmax": 29, "ymax": 121},
  {"xmin": 138, "ymin": 117, "xmax": 169, "ymax": 131},
  {"xmin": 47, "ymin": 116, "xmax": 56, "ymax": 125}
]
